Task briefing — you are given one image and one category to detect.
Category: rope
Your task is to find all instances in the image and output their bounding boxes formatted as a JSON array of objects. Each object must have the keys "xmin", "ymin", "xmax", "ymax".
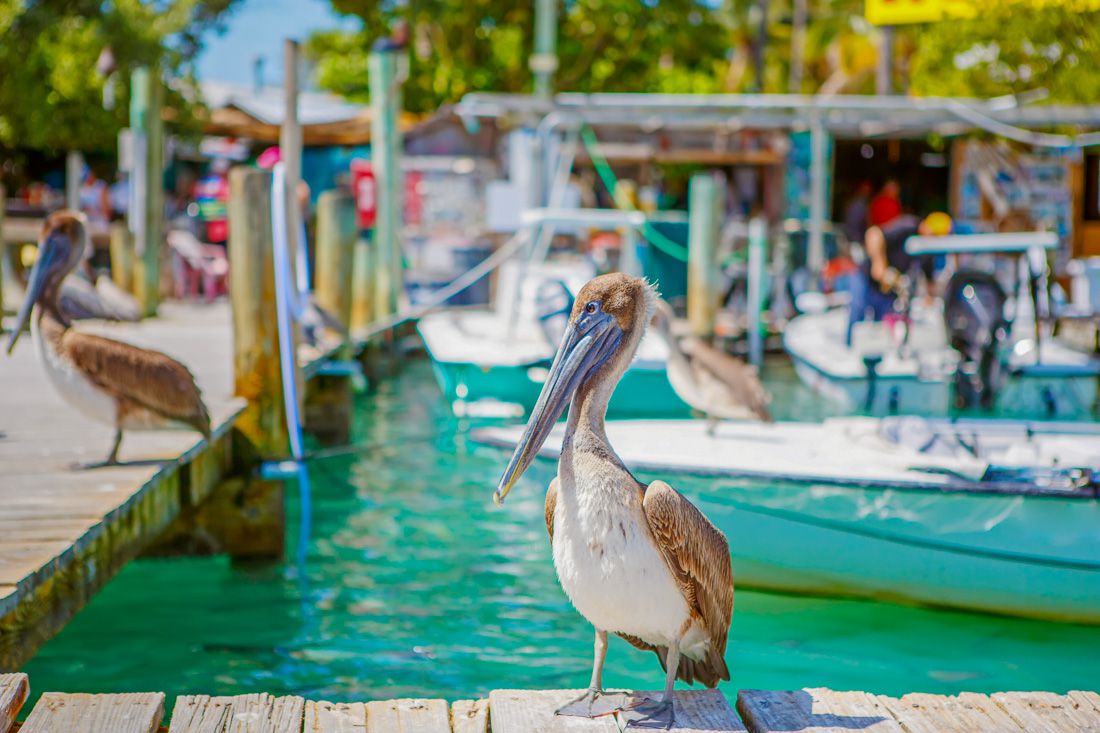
[
  {"xmin": 354, "ymin": 228, "xmax": 529, "ymax": 341},
  {"xmin": 579, "ymin": 125, "xmax": 750, "ymax": 268},
  {"xmin": 579, "ymin": 126, "xmax": 692, "ymax": 262}
]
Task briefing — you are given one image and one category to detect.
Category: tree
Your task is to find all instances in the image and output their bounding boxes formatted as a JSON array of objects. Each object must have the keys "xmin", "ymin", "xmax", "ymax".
[
  {"xmin": 0, "ymin": 0, "xmax": 240, "ymax": 153},
  {"xmin": 908, "ymin": 0, "xmax": 1100, "ymax": 103},
  {"xmin": 307, "ymin": 0, "xmax": 732, "ymax": 114}
]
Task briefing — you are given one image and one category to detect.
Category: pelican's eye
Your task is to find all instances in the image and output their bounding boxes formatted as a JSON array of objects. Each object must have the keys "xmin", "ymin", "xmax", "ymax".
[{"xmin": 585, "ymin": 301, "xmax": 598, "ymax": 314}]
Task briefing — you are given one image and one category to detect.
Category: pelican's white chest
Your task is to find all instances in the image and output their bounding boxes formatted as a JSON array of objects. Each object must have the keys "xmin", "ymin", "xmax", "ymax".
[
  {"xmin": 33, "ymin": 314, "xmax": 117, "ymax": 427},
  {"xmin": 551, "ymin": 454, "xmax": 690, "ymax": 648}
]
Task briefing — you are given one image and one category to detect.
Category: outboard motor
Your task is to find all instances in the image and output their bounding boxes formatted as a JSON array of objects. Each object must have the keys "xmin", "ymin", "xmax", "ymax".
[{"xmin": 943, "ymin": 269, "xmax": 1009, "ymax": 409}]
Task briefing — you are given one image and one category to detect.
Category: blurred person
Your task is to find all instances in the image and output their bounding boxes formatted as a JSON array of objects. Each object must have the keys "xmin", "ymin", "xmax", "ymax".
[
  {"xmin": 79, "ymin": 167, "xmax": 111, "ymax": 226},
  {"xmin": 108, "ymin": 172, "xmax": 129, "ymax": 221},
  {"xmin": 843, "ymin": 180, "xmax": 873, "ymax": 245},
  {"xmin": 868, "ymin": 178, "xmax": 902, "ymax": 228},
  {"xmin": 193, "ymin": 158, "xmax": 230, "ymax": 244},
  {"xmin": 847, "ymin": 211, "xmax": 951, "ymax": 345}
]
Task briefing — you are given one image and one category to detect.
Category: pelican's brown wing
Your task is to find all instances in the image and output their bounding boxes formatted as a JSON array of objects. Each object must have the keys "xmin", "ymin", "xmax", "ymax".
[
  {"xmin": 62, "ymin": 330, "xmax": 212, "ymax": 436},
  {"xmin": 545, "ymin": 477, "xmax": 559, "ymax": 541},
  {"xmin": 640, "ymin": 479, "xmax": 733, "ymax": 687},
  {"xmin": 683, "ymin": 339, "xmax": 773, "ymax": 422}
]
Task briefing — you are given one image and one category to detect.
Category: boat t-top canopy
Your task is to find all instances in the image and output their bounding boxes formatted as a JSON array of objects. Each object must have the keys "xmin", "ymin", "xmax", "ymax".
[{"xmin": 905, "ymin": 232, "xmax": 1060, "ymax": 256}]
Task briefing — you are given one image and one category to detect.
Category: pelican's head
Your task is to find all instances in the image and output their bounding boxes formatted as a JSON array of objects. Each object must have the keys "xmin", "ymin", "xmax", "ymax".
[
  {"xmin": 6, "ymin": 210, "xmax": 88, "ymax": 354},
  {"xmin": 494, "ymin": 273, "xmax": 656, "ymax": 505}
]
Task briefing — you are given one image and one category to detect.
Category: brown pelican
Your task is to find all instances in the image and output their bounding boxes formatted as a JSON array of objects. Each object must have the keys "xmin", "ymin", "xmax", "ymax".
[
  {"xmin": 494, "ymin": 273, "xmax": 733, "ymax": 727},
  {"xmin": 652, "ymin": 300, "xmax": 773, "ymax": 427},
  {"xmin": 6, "ymin": 211, "xmax": 211, "ymax": 467}
]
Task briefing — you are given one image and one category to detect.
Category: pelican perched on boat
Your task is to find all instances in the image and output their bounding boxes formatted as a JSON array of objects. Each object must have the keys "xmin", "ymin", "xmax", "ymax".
[
  {"xmin": 6, "ymin": 211, "xmax": 211, "ymax": 467},
  {"xmin": 652, "ymin": 300, "xmax": 772, "ymax": 426},
  {"xmin": 494, "ymin": 273, "xmax": 733, "ymax": 727}
]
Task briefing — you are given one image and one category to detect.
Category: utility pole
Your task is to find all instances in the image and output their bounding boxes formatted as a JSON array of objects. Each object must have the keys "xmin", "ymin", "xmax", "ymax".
[
  {"xmin": 789, "ymin": 0, "xmax": 808, "ymax": 93},
  {"xmin": 531, "ymin": 0, "xmax": 559, "ymax": 100},
  {"xmin": 752, "ymin": 0, "xmax": 768, "ymax": 93},
  {"xmin": 876, "ymin": 26, "xmax": 894, "ymax": 95}
]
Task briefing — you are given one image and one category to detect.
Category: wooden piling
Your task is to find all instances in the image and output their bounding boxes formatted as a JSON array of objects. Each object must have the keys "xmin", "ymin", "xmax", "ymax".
[
  {"xmin": 314, "ymin": 191, "xmax": 357, "ymax": 337},
  {"xmin": 350, "ymin": 235, "xmax": 374, "ymax": 335},
  {"xmin": 307, "ymin": 190, "xmax": 357, "ymax": 445},
  {"xmin": 109, "ymin": 221, "xmax": 135, "ymax": 294},
  {"xmin": 687, "ymin": 172, "xmax": 724, "ymax": 338},
  {"xmin": 369, "ymin": 49, "xmax": 403, "ymax": 320},
  {"xmin": 228, "ymin": 166, "xmax": 288, "ymax": 458},
  {"xmin": 225, "ymin": 166, "xmax": 286, "ymax": 557},
  {"xmin": 130, "ymin": 66, "xmax": 164, "ymax": 317}
]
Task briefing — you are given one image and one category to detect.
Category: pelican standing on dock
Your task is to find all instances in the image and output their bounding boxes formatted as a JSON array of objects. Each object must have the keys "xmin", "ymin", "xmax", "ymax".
[
  {"xmin": 6, "ymin": 211, "xmax": 211, "ymax": 467},
  {"xmin": 652, "ymin": 300, "xmax": 772, "ymax": 426},
  {"xmin": 494, "ymin": 273, "xmax": 733, "ymax": 727}
]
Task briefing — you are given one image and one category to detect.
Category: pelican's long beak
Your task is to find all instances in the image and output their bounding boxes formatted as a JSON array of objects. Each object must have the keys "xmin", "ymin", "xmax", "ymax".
[
  {"xmin": 7, "ymin": 229, "xmax": 68, "ymax": 354},
  {"xmin": 493, "ymin": 310, "xmax": 623, "ymax": 505}
]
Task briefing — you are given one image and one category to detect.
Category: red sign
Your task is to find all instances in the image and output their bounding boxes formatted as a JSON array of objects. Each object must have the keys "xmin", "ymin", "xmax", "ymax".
[{"xmin": 351, "ymin": 159, "xmax": 376, "ymax": 230}]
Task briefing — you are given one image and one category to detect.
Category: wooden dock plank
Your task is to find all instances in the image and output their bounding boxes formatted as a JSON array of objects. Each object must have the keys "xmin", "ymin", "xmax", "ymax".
[
  {"xmin": 450, "ymin": 699, "xmax": 488, "ymax": 733},
  {"xmin": 618, "ymin": 689, "xmax": 745, "ymax": 731},
  {"xmin": 992, "ymin": 691, "xmax": 1100, "ymax": 732},
  {"xmin": 737, "ymin": 689, "xmax": 903, "ymax": 733},
  {"xmin": 304, "ymin": 700, "xmax": 367, "ymax": 732},
  {"xmin": 0, "ymin": 673, "xmax": 28, "ymax": 733},
  {"xmin": 21, "ymin": 691, "xmax": 164, "ymax": 733},
  {"xmin": 167, "ymin": 695, "xmax": 233, "ymax": 733},
  {"xmin": 1068, "ymin": 691, "xmax": 1100, "ymax": 717},
  {"xmin": 489, "ymin": 690, "xmax": 620, "ymax": 732},
  {"xmin": 879, "ymin": 692, "xmax": 1023, "ymax": 733},
  {"xmin": 364, "ymin": 698, "xmax": 450, "ymax": 733}
]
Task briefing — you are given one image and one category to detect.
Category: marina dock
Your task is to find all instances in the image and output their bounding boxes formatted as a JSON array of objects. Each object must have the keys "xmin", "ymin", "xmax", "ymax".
[
  {"xmin": 0, "ymin": 301, "xmax": 344, "ymax": 671},
  {"xmin": 2, "ymin": 674, "xmax": 1099, "ymax": 731}
]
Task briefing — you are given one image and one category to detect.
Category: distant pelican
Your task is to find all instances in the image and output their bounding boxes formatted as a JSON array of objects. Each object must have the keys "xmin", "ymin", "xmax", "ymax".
[
  {"xmin": 7, "ymin": 211, "xmax": 211, "ymax": 467},
  {"xmin": 60, "ymin": 266, "xmax": 141, "ymax": 323},
  {"xmin": 652, "ymin": 300, "xmax": 772, "ymax": 427},
  {"xmin": 495, "ymin": 273, "xmax": 733, "ymax": 727}
]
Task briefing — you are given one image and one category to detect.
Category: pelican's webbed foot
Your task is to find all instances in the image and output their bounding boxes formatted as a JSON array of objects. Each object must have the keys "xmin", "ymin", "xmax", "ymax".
[
  {"xmin": 555, "ymin": 688, "xmax": 626, "ymax": 718},
  {"xmin": 624, "ymin": 696, "xmax": 676, "ymax": 730}
]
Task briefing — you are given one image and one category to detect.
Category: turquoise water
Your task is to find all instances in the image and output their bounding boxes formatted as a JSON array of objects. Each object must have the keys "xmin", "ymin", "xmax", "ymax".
[{"xmin": 23, "ymin": 359, "xmax": 1100, "ymax": 707}]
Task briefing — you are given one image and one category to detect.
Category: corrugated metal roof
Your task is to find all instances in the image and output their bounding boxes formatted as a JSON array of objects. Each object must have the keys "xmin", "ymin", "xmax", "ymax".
[{"xmin": 201, "ymin": 80, "xmax": 368, "ymax": 126}]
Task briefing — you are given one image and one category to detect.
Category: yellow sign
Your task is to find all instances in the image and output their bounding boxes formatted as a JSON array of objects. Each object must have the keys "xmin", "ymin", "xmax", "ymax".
[{"xmin": 865, "ymin": 0, "xmax": 976, "ymax": 25}]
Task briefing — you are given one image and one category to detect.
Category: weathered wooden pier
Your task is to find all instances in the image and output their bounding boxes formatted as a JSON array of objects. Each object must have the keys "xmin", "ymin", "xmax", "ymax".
[
  {"xmin": 2, "ymin": 673, "xmax": 1100, "ymax": 732},
  {"xmin": 0, "ymin": 169, "xmax": 368, "ymax": 671}
]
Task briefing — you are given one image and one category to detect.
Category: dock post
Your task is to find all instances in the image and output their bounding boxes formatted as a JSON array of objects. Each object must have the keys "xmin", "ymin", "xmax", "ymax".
[
  {"xmin": 109, "ymin": 221, "xmax": 135, "ymax": 294},
  {"xmin": 350, "ymin": 234, "xmax": 373, "ymax": 337},
  {"xmin": 747, "ymin": 216, "xmax": 767, "ymax": 367},
  {"xmin": 130, "ymin": 66, "xmax": 164, "ymax": 317},
  {"xmin": 223, "ymin": 166, "xmax": 286, "ymax": 557},
  {"xmin": 368, "ymin": 48, "xmax": 404, "ymax": 321},
  {"xmin": 307, "ymin": 190, "xmax": 357, "ymax": 444},
  {"xmin": 688, "ymin": 172, "xmax": 723, "ymax": 338}
]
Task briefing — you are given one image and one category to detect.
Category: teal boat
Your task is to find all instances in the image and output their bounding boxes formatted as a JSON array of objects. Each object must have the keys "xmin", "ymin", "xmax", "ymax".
[
  {"xmin": 474, "ymin": 417, "xmax": 1100, "ymax": 623},
  {"xmin": 418, "ymin": 260, "xmax": 689, "ymax": 418}
]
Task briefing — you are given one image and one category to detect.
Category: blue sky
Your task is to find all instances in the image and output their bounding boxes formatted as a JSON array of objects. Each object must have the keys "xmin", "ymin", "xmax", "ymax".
[{"xmin": 195, "ymin": 0, "xmax": 360, "ymax": 87}]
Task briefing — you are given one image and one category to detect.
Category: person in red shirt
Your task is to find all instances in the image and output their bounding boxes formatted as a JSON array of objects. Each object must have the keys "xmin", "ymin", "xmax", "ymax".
[{"xmin": 868, "ymin": 178, "xmax": 902, "ymax": 228}]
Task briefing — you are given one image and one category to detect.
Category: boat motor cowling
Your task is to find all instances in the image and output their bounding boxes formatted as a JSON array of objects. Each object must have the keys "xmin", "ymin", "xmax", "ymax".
[{"xmin": 943, "ymin": 269, "xmax": 1009, "ymax": 409}]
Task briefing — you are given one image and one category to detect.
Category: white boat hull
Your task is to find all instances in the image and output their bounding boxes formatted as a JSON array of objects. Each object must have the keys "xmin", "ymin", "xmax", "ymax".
[{"xmin": 474, "ymin": 418, "xmax": 1100, "ymax": 622}]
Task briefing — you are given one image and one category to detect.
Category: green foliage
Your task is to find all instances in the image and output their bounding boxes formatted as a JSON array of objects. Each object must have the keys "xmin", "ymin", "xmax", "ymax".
[
  {"xmin": 308, "ymin": 0, "xmax": 731, "ymax": 114},
  {"xmin": 0, "ymin": 0, "xmax": 239, "ymax": 153},
  {"xmin": 909, "ymin": 0, "xmax": 1100, "ymax": 102}
]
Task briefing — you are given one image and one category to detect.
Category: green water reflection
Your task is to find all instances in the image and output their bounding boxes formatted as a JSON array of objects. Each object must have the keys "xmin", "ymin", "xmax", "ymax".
[{"xmin": 24, "ymin": 360, "xmax": 1100, "ymax": 704}]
